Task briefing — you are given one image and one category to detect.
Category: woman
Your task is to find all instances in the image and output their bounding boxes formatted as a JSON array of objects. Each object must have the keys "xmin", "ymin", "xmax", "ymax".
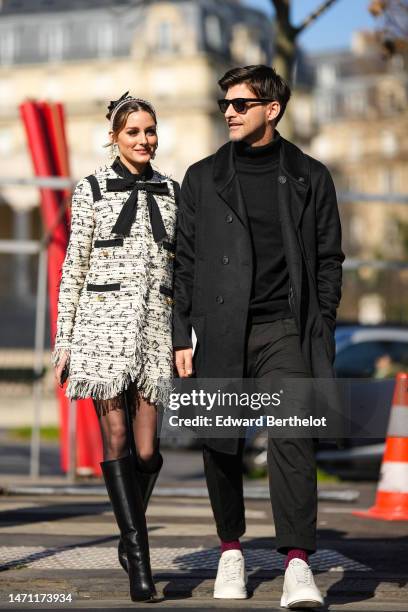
[{"xmin": 53, "ymin": 92, "xmax": 178, "ymax": 602}]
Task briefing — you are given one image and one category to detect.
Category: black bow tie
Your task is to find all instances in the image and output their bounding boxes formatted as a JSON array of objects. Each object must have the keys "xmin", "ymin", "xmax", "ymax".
[{"xmin": 106, "ymin": 158, "xmax": 169, "ymax": 241}]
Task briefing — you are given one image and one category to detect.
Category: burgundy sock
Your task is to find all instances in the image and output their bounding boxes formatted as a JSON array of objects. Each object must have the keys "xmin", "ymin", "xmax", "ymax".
[
  {"xmin": 220, "ymin": 539, "xmax": 242, "ymax": 554},
  {"xmin": 285, "ymin": 548, "xmax": 309, "ymax": 569}
]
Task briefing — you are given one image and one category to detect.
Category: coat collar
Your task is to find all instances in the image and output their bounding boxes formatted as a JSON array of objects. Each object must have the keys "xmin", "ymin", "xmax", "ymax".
[
  {"xmin": 111, "ymin": 156, "xmax": 154, "ymax": 181},
  {"xmin": 213, "ymin": 134, "xmax": 310, "ymax": 229},
  {"xmin": 108, "ymin": 157, "xmax": 165, "ymax": 184},
  {"xmin": 213, "ymin": 140, "xmax": 247, "ymax": 227}
]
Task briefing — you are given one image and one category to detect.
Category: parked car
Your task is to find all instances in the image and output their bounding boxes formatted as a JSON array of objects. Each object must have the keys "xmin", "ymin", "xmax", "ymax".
[
  {"xmin": 316, "ymin": 324, "xmax": 408, "ymax": 479},
  {"xmin": 245, "ymin": 325, "xmax": 408, "ymax": 480}
]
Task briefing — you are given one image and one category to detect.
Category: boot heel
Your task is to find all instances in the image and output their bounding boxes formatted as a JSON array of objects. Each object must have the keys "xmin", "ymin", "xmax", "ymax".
[{"xmin": 101, "ymin": 455, "xmax": 159, "ymax": 602}]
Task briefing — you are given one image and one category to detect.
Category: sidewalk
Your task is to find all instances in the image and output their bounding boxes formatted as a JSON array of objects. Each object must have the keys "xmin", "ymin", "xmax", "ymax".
[{"xmin": 1, "ymin": 478, "xmax": 407, "ymax": 610}]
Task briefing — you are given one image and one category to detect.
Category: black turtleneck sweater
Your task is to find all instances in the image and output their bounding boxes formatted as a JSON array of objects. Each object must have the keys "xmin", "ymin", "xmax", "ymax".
[{"xmin": 234, "ymin": 134, "xmax": 292, "ymax": 323}]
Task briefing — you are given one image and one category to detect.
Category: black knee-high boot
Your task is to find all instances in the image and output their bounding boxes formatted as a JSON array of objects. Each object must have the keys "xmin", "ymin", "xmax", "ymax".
[
  {"xmin": 101, "ymin": 455, "xmax": 159, "ymax": 602},
  {"xmin": 118, "ymin": 452, "xmax": 163, "ymax": 574}
]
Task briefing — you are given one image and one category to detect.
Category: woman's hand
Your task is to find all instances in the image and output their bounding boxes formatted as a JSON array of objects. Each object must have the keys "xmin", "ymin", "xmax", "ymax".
[{"xmin": 54, "ymin": 350, "xmax": 70, "ymax": 387}]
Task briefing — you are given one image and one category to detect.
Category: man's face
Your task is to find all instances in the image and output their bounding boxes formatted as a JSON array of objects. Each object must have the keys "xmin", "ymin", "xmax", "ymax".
[{"xmin": 222, "ymin": 83, "xmax": 279, "ymax": 145}]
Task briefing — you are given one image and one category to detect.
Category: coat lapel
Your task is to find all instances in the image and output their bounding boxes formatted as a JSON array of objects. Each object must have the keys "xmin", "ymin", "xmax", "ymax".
[
  {"xmin": 213, "ymin": 142, "xmax": 249, "ymax": 228},
  {"xmin": 213, "ymin": 137, "xmax": 310, "ymax": 231},
  {"xmin": 278, "ymin": 137, "xmax": 310, "ymax": 231}
]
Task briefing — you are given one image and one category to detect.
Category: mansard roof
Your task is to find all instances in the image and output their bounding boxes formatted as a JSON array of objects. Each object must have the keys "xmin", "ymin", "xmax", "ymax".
[
  {"xmin": 1, "ymin": 0, "xmax": 138, "ymax": 13},
  {"xmin": 0, "ymin": 0, "xmax": 273, "ymax": 66}
]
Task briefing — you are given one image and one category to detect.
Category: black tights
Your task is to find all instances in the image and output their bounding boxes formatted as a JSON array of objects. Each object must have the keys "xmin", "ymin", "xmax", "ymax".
[{"xmin": 93, "ymin": 381, "xmax": 160, "ymax": 471}]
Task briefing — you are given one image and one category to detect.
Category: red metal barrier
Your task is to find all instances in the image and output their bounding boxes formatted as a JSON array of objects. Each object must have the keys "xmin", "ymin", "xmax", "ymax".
[{"xmin": 20, "ymin": 100, "xmax": 102, "ymax": 477}]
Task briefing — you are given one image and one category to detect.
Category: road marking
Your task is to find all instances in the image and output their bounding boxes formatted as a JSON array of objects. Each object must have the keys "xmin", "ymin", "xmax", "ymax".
[
  {"xmin": 148, "ymin": 506, "xmax": 266, "ymax": 519},
  {"xmin": 319, "ymin": 507, "xmax": 357, "ymax": 514},
  {"xmin": 149, "ymin": 523, "xmax": 275, "ymax": 537},
  {"xmin": 0, "ymin": 546, "xmax": 370, "ymax": 572},
  {"xmin": 0, "ymin": 521, "xmax": 274, "ymax": 537}
]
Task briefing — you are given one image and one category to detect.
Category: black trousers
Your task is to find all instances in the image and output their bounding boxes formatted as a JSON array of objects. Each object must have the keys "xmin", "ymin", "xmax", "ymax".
[{"xmin": 203, "ymin": 317, "xmax": 318, "ymax": 554}]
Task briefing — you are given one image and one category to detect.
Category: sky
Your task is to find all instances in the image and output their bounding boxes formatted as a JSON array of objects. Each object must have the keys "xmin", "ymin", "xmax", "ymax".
[{"xmin": 243, "ymin": 0, "xmax": 378, "ymax": 52}]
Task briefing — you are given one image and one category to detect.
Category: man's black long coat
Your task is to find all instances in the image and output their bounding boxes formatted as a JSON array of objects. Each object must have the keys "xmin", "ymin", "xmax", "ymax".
[{"xmin": 173, "ymin": 136, "xmax": 345, "ymax": 452}]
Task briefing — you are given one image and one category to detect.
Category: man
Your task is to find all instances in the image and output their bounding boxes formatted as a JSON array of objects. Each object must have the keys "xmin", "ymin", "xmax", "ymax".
[{"xmin": 173, "ymin": 65, "xmax": 344, "ymax": 609}]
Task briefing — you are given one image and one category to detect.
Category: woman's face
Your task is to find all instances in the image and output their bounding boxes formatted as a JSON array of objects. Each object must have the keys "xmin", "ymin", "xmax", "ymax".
[{"xmin": 111, "ymin": 110, "xmax": 158, "ymax": 169}]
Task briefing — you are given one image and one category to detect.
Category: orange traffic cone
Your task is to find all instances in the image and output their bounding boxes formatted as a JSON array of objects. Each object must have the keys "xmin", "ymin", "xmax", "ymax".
[{"xmin": 354, "ymin": 372, "xmax": 408, "ymax": 520}]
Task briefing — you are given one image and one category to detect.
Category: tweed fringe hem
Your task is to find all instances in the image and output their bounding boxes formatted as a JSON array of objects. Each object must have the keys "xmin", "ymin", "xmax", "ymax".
[{"xmin": 66, "ymin": 362, "xmax": 171, "ymax": 407}]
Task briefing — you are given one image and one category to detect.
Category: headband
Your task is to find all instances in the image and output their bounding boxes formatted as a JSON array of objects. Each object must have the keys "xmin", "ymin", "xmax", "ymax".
[{"xmin": 108, "ymin": 92, "xmax": 156, "ymax": 127}]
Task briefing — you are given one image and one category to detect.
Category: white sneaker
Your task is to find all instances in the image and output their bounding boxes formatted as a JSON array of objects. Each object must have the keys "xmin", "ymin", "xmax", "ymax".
[
  {"xmin": 213, "ymin": 549, "xmax": 248, "ymax": 599},
  {"xmin": 280, "ymin": 559, "xmax": 324, "ymax": 609}
]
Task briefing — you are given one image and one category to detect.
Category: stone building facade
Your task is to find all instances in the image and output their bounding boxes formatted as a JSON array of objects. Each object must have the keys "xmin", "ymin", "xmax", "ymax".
[
  {"xmin": 309, "ymin": 32, "xmax": 408, "ymax": 322},
  {"xmin": 0, "ymin": 0, "xmax": 273, "ymax": 202}
]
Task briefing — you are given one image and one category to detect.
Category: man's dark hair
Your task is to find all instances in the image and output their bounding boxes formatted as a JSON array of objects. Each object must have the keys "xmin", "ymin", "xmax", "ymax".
[{"xmin": 218, "ymin": 65, "xmax": 291, "ymax": 124}]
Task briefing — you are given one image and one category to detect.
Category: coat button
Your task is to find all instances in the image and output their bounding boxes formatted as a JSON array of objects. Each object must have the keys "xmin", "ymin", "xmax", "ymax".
[
  {"xmin": 97, "ymin": 295, "xmax": 105, "ymax": 302},
  {"xmin": 216, "ymin": 295, "xmax": 224, "ymax": 304},
  {"xmin": 222, "ymin": 256, "xmax": 229, "ymax": 265},
  {"xmin": 225, "ymin": 214, "xmax": 233, "ymax": 223},
  {"xmin": 167, "ymin": 252, "xmax": 175, "ymax": 260},
  {"xmin": 278, "ymin": 175, "xmax": 287, "ymax": 184},
  {"xmin": 102, "ymin": 250, "xmax": 109, "ymax": 257},
  {"xmin": 165, "ymin": 296, "xmax": 175, "ymax": 305}
]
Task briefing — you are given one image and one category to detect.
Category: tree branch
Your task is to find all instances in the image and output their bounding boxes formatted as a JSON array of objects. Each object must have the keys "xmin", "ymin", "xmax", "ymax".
[
  {"xmin": 271, "ymin": 0, "xmax": 291, "ymax": 26},
  {"xmin": 271, "ymin": 0, "xmax": 300, "ymax": 38},
  {"xmin": 295, "ymin": 0, "xmax": 340, "ymax": 34}
]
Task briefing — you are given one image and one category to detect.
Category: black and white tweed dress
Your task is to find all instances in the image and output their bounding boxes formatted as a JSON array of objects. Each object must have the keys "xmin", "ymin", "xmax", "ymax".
[{"xmin": 52, "ymin": 161, "xmax": 178, "ymax": 403}]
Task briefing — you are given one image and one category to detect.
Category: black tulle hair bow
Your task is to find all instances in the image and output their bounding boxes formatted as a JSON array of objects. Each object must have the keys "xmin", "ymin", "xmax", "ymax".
[{"xmin": 108, "ymin": 91, "xmax": 130, "ymax": 116}]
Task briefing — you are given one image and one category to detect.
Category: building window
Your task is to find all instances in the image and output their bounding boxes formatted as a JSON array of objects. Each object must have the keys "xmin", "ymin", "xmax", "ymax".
[
  {"xmin": 380, "ymin": 168, "xmax": 395, "ymax": 193},
  {"xmin": 231, "ymin": 25, "xmax": 263, "ymax": 64},
  {"xmin": 48, "ymin": 27, "xmax": 64, "ymax": 62},
  {"xmin": 381, "ymin": 131, "xmax": 398, "ymax": 158},
  {"xmin": 316, "ymin": 95, "xmax": 336, "ymax": 122},
  {"xmin": 40, "ymin": 26, "xmax": 64, "ymax": 62},
  {"xmin": 317, "ymin": 64, "xmax": 336, "ymax": 87},
  {"xmin": 95, "ymin": 23, "xmax": 114, "ymax": 59},
  {"xmin": 378, "ymin": 85, "xmax": 404, "ymax": 116},
  {"xmin": 344, "ymin": 90, "xmax": 366, "ymax": 117},
  {"xmin": 0, "ymin": 30, "xmax": 16, "ymax": 65},
  {"xmin": 156, "ymin": 21, "xmax": 175, "ymax": 53},
  {"xmin": 205, "ymin": 15, "xmax": 223, "ymax": 51}
]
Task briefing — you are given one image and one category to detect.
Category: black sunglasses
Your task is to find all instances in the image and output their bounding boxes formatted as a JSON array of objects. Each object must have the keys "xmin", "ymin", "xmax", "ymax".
[{"xmin": 218, "ymin": 97, "xmax": 275, "ymax": 114}]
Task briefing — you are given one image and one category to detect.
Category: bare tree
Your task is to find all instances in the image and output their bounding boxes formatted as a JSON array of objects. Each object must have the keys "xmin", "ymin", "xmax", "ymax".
[
  {"xmin": 271, "ymin": 0, "xmax": 340, "ymax": 84},
  {"xmin": 269, "ymin": 0, "xmax": 341, "ymax": 138},
  {"xmin": 369, "ymin": 0, "xmax": 408, "ymax": 55}
]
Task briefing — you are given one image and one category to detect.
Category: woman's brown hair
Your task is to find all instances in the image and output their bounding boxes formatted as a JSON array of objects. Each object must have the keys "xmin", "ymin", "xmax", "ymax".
[{"xmin": 107, "ymin": 97, "xmax": 157, "ymax": 135}]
